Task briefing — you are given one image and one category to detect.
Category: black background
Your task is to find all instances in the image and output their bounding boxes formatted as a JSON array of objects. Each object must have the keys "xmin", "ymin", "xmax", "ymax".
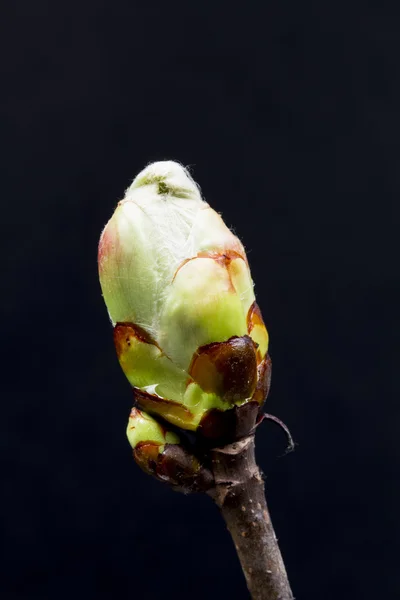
[{"xmin": 2, "ymin": 2, "xmax": 399, "ymax": 599}]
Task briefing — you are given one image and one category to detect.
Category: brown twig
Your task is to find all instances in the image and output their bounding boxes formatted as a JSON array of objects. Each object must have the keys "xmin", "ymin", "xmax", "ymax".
[{"xmin": 208, "ymin": 436, "xmax": 294, "ymax": 600}]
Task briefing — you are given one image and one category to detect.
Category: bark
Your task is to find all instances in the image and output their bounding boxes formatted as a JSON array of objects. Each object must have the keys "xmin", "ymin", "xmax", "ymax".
[{"xmin": 209, "ymin": 436, "xmax": 293, "ymax": 600}]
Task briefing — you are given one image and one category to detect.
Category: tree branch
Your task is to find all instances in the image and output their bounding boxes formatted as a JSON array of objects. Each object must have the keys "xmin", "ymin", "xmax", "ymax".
[{"xmin": 209, "ymin": 436, "xmax": 293, "ymax": 600}]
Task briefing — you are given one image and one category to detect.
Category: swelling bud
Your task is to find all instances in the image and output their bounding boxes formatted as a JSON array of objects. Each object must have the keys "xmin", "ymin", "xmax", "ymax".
[{"xmin": 99, "ymin": 161, "xmax": 271, "ymax": 439}]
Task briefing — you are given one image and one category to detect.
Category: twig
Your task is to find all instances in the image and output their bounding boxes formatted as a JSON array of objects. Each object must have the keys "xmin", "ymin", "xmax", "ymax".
[{"xmin": 208, "ymin": 436, "xmax": 294, "ymax": 600}]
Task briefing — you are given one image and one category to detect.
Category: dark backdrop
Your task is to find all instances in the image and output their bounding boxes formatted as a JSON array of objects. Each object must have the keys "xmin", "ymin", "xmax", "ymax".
[{"xmin": 2, "ymin": 2, "xmax": 399, "ymax": 599}]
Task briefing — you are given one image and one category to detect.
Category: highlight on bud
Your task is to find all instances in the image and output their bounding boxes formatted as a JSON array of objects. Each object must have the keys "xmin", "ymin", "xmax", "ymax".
[
  {"xmin": 127, "ymin": 408, "xmax": 213, "ymax": 492},
  {"xmin": 99, "ymin": 161, "xmax": 271, "ymax": 438}
]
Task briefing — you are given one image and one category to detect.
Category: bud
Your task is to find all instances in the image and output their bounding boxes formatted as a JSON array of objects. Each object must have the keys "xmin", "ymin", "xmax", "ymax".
[
  {"xmin": 127, "ymin": 408, "xmax": 213, "ymax": 491},
  {"xmin": 99, "ymin": 161, "xmax": 270, "ymax": 438}
]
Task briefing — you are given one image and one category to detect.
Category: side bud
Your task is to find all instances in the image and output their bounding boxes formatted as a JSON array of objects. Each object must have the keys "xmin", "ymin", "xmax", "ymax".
[
  {"xmin": 127, "ymin": 408, "xmax": 214, "ymax": 492},
  {"xmin": 99, "ymin": 161, "xmax": 271, "ymax": 439}
]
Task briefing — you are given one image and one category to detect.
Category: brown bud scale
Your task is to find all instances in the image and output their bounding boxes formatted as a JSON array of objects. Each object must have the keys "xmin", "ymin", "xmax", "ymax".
[
  {"xmin": 189, "ymin": 335, "xmax": 258, "ymax": 404},
  {"xmin": 114, "ymin": 322, "xmax": 162, "ymax": 357},
  {"xmin": 134, "ymin": 442, "xmax": 214, "ymax": 492},
  {"xmin": 252, "ymin": 354, "xmax": 272, "ymax": 406},
  {"xmin": 134, "ymin": 388, "xmax": 195, "ymax": 428},
  {"xmin": 198, "ymin": 401, "xmax": 260, "ymax": 442}
]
